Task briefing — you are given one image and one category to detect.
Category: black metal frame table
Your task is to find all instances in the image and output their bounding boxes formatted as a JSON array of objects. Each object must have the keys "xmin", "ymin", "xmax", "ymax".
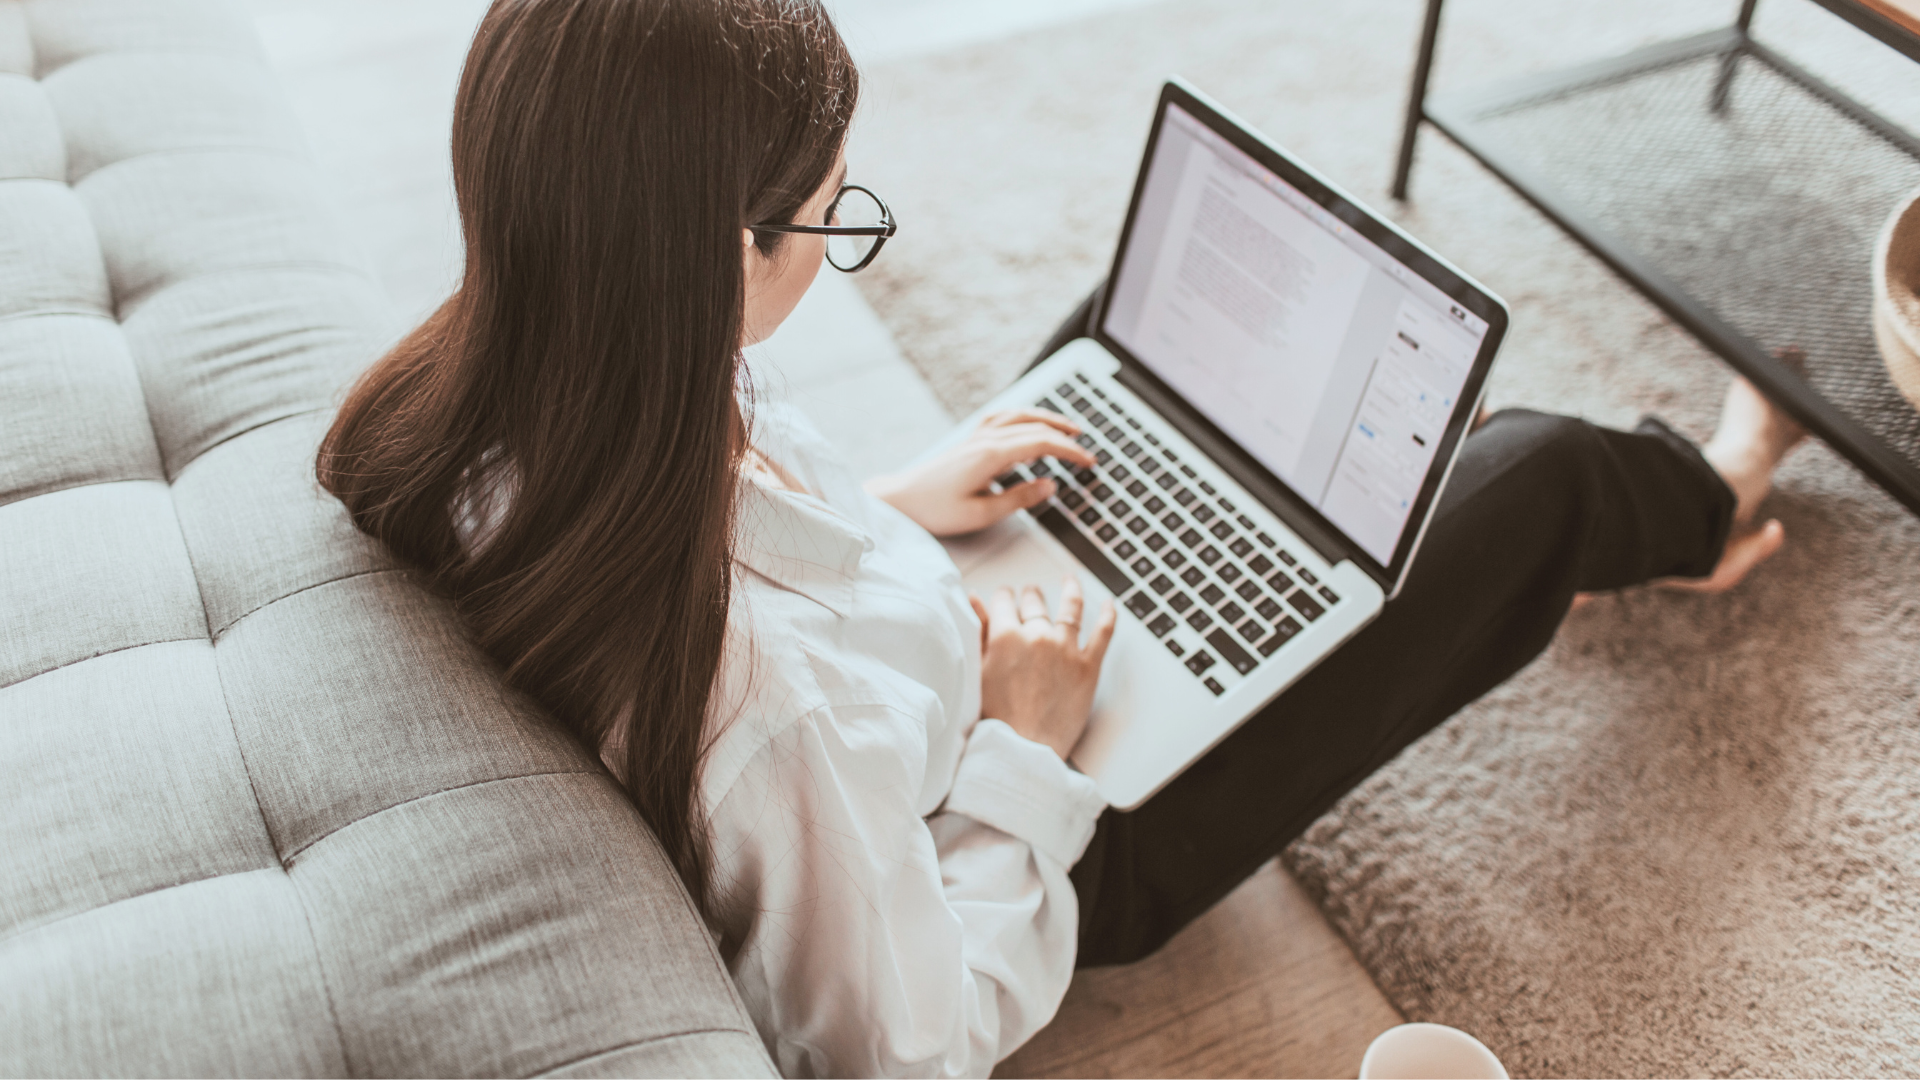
[{"xmin": 1393, "ymin": 0, "xmax": 1920, "ymax": 515}]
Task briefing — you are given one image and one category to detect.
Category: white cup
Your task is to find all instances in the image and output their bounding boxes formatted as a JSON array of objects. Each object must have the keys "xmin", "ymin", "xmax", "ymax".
[{"xmin": 1358, "ymin": 1022, "xmax": 1509, "ymax": 1080}]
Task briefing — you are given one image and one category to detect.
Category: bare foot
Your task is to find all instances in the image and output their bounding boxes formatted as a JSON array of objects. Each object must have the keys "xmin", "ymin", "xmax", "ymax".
[
  {"xmin": 1700, "ymin": 376, "xmax": 1806, "ymax": 527},
  {"xmin": 1660, "ymin": 377, "xmax": 1805, "ymax": 593},
  {"xmin": 1571, "ymin": 378, "xmax": 1805, "ymax": 606}
]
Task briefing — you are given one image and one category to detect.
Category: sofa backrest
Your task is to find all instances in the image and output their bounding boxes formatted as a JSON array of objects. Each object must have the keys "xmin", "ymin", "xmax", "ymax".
[{"xmin": 0, "ymin": 2, "xmax": 775, "ymax": 1075}]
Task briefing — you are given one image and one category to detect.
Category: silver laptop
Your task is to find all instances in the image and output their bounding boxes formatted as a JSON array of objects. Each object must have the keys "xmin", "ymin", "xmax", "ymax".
[{"xmin": 931, "ymin": 79, "xmax": 1508, "ymax": 809}]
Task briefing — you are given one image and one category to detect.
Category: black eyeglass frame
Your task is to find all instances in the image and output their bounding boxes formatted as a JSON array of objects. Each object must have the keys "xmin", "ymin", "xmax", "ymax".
[{"xmin": 750, "ymin": 183, "xmax": 897, "ymax": 273}]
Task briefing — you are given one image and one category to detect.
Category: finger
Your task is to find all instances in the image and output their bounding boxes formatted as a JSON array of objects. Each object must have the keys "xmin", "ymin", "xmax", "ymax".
[
  {"xmin": 981, "ymin": 407, "xmax": 1081, "ymax": 438},
  {"xmin": 956, "ymin": 478, "xmax": 1055, "ymax": 534},
  {"xmin": 989, "ymin": 586, "xmax": 1020, "ymax": 634},
  {"xmin": 1018, "ymin": 584, "xmax": 1050, "ymax": 623},
  {"xmin": 1082, "ymin": 597, "xmax": 1118, "ymax": 663},
  {"xmin": 1056, "ymin": 574, "xmax": 1085, "ymax": 631},
  {"xmin": 969, "ymin": 592, "xmax": 991, "ymax": 653},
  {"xmin": 984, "ymin": 428, "xmax": 1096, "ymax": 470}
]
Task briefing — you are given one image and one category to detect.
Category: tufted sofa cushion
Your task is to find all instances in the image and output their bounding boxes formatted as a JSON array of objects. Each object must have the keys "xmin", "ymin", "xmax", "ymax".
[{"xmin": 0, "ymin": 1, "xmax": 777, "ymax": 1076}]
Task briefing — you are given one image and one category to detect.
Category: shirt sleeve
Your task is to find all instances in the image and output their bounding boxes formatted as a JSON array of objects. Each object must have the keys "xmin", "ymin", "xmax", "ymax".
[{"xmin": 711, "ymin": 707, "xmax": 1107, "ymax": 1079}]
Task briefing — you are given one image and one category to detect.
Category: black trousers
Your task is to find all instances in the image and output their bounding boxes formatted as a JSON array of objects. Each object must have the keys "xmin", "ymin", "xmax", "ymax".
[{"xmin": 1059, "ymin": 367, "xmax": 1736, "ymax": 965}]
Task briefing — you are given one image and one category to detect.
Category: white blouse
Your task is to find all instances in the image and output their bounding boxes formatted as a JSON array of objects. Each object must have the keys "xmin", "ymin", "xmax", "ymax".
[{"xmin": 701, "ymin": 403, "xmax": 1108, "ymax": 1078}]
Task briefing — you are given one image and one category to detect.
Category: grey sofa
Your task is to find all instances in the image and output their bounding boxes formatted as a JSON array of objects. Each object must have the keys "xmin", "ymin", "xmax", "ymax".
[{"xmin": 0, "ymin": 2, "xmax": 777, "ymax": 1075}]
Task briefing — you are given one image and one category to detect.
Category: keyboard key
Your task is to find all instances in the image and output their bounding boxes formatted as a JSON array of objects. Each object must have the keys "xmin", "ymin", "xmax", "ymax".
[
  {"xmin": 1268, "ymin": 570, "xmax": 1295, "ymax": 593},
  {"xmin": 1169, "ymin": 592, "xmax": 1194, "ymax": 612},
  {"xmin": 1192, "ymin": 505, "xmax": 1216, "ymax": 524},
  {"xmin": 1127, "ymin": 480, "xmax": 1149, "ymax": 499},
  {"xmin": 1104, "ymin": 424, "xmax": 1125, "ymax": 441},
  {"xmin": 1199, "ymin": 481, "xmax": 1216, "ymax": 495},
  {"xmin": 1145, "ymin": 532, "xmax": 1168, "ymax": 551},
  {"xmin": 1256, "ymin": 531, "xmax": 1277, "ymax": 548},
  {"xmin": 1173, "ymin": 487, "xmax": 1196, "ymax": 506},
  {"xmin": 1166, "ymin": 638, "xmax": 1186, "ymax": 657},
  {"xmin": 1111, "ymin": 500, "xmax": 1133, "ymax": 520},
  {"xmin": 1199, "ymin": 583, "xmax": 1225, "ymax": 605},
  {"xmin": 1247, "ymin": 554, "xmax": 1273, "ymax": 575},
  {"xmin": 1255, "ymin": 597, "xmax": 1283, "ymax": 621},
  {"xmin": 1125, "ymin": 592, "xmax": 1156, "ymax": 619},
  {"xmin": 1218, "ymin": 602, "xmax": 1245, "ymax": 625},
  {"xmin": 995, "ymin": 470, "xmax": 1025, "ymax": 489},
  {"xmin": 1096, "ymin": 522, "xmax": 1119, "ymax": 542},
  {"xmin": 1095, "ymin": 449, "xmax": 1112, "ymax": 466},
  {"xmin": 1122, "ymin": 441, "xmax": 1143, "ymax": 458},
  {"xmin": 1055, "ymin": 382, "xmax": 1075, "ymax": 396},
  {"xmin": 1156, "ymin": 471, "xmax": 1180, "ymax": 490},
  {"xmin": 1209, "ymin": 520, "xmax": 1234, "ymax": 540},
  {"xmin": 1075, "ymin": 433, "xmax": 1095, "ymax": 448},
  {"xmin": 1186, "ymin": 651, "xmax": 1216, "ymax": 675},
  {"xmin": 1126, "ymin": 417, "xmax": 1142, "ymax": 430},
  {"xmin": 1088, "ymin": 410, "xmax": 1108, "ymax": 426},
  {"xmin": 1161, "ymin": 511, "xmax": 1184, "ymax": 531},
  {"xmin": 1278, "ymin": 549, "xmax": 1297, "ymax": 566},
  {"xmin": 1204, "ymin": 628, "xmax": 1256, "ymax": 675},
  {"xmin": 1089, "ymin": 384, "xmax": 1104, "ymax": 396},
  {"xmin": 1318, "ymin": 586, "xmax": 1340, "ymax": 605},
  {"xmin": 1114, "ymin": 540, "xmax": 1137, "ymax": 560},
  {"xmin": 1257, "ymin": 616, "xmax": 1302, "ymax": 656},
  {"xmin": 1132, "ymin": 557, "xmax": 1153, "ymax": 577},
  {"xmin": 1127, "ymin": 516, "xmax": 1150, "ymax": 535},
  {"xmin": 1287, "ymin": 589, "xmax": 1325, "ymax": 622},
  {"xmin": 1148, "ymin": 613, "xmax": 1177, "ymax": 637},
  {"xmin": 1180, "ymin": 465, "xmax": 1197, "ymax": 478},
  {"xmin": 1163, "ymin": 550, "xmax": 1187, "ymax": 570},
  {"xmin": 1179, "ymin": 528, "xmax": 1204, "ymax": 549},
  {"xmin": 1034, "ymin": 508, "xmax": 1132, "ymax": 595},
  {"xmin": 1203, "ymin": 676, "xmax": 1226, "ymax": 696},
  {"xmin": 1217, "ymin": 563, "xmax": 1242, "ymax": 584},
  {"xmin": 1144, "ymin": 495, "xmax": 1166, "ymax": 515},
  {"xmin": 1144, "ymin": 433, "xmax": 1159, "ymax": 445},
  {"xmin": 1061, "ymin": 490, "xmax": 1085, "ymax": 510},
  {"xmin": 1038, "ymin": 399, "xmax": 1062, "ymax": 414},
  {"xmin": 1181, "ymin": 568, "xmax": 1205, "ymax": 587},
  {"xmin": 1149, "ymin": 574, "xmax": 1173, "ymax": 595},
  {"xmin": 1075, "ymin": 467, "xmax": 1096, "ymax": 485},
  {"xmin": 1219, "ymin": 498, "xmax": 1235, "ymax": 512},
  {"xmin": 1110, "ymin": 464, "xmax": 1131, "ymax": 482},
  {"xmin": 1235, "ymin": 579, "xmax": 1261, "ymax": 601},
  {"xmin": 1091, "ymin": 483, "xmax": 1113, "ymax": 501},
  {"xmin": 1078, "ymin": 507, "xmax": 1100, "ymax": 527},
  {"xmin": 1237, "ymin": 617, "xmax": 1265, "ymax": 643},
  {"xmin": 1187, "ymin": 610, "xmax": 1214, "ymax": 632},
  {"xmin": 1297, "ymin": 568, "xmax": 1319, "ymax": 586},
  {"xmin": 1164, "ymin": 449, "xmax": 1179, "ymax": 461},
  {"xmin": 1071, "ymin": 398, "xmax": 1093, "ymax": 416},
  {"xmin": 1228, "ymin": 537, "xmax": 1254, "ymax": 558},
  {"xmin": 1236, "ymin": 514, "xmax": 1256, "ymax": 530},
  {"xmin": 1029, "ymin": 460, "xmax": 1052, "ymax": 477},
  {"xmin": 1197, "ymin": 545, "xmax": 1222, "ymax": 565},
  {"xmin": 1139, "ymin": 457, "xmax": 1162, "ymax": 475}
]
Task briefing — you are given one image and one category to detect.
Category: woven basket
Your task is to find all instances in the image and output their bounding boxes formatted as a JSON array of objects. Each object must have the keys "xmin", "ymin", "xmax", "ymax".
[{"xmin": 1872, "ymin": 188, "xmax": 1920, "ymax": 412}]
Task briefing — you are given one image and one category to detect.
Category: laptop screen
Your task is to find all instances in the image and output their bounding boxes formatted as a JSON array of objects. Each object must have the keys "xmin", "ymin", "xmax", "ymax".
[{"xmin": 1102, "ymin": 101, "xmax": 1492, "ymax": 566}]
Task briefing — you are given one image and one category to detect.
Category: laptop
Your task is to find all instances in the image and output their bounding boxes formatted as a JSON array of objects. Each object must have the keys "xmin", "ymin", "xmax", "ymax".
[{"xmin": 930, "ymin": 79, "xmax": 1508, "ymax": 810}]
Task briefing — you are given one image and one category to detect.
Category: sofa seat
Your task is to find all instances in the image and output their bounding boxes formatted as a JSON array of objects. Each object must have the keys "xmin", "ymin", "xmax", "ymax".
[{"xmin": 0, "ymin": 2, "xmax": 776, "ymax": 1075}]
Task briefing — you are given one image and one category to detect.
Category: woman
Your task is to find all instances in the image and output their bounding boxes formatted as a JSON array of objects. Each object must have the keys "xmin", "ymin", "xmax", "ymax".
[{"xmin": 318, "ymin": 0, "xmax": 1804, "ymax": 1075}]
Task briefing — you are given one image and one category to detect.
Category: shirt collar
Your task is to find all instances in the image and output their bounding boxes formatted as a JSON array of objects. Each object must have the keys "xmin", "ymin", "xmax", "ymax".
[{"xmin": 733, "ymin": 478, "xmax": 872, "ymax": 618}]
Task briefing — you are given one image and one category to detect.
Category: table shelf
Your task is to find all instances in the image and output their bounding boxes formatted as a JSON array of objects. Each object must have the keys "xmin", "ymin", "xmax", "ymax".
[{"xmin": 1398, "ymin": 8, "xmax": 1920, "ymax": 514}]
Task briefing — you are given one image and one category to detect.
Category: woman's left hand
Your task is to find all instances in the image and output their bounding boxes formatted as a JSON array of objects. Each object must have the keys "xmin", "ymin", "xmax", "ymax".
[{"xmin": 864, "ymin": 408, "xmax": 1097, "ymax": 536}]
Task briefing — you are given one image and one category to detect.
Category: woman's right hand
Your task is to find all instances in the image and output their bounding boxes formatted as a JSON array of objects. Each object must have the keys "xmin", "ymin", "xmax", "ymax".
[{"xmin": 971, "ymin": 576, "xmax": 1117, "ymax": 760}]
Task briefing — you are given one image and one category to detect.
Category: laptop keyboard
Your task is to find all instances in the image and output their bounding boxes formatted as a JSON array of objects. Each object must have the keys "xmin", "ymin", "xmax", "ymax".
[{"xmin": 995, "ymin": 373, "xmax": 1345, "ymax": 696}]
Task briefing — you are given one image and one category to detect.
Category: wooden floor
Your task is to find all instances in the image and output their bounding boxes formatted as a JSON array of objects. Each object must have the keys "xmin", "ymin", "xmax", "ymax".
[
  {"xmin": 242, "ymin": 5, "xmax": 1408, "ymax": 1075},
  {"xmin": 998, "ymin": 862, "xmax": 1402, "ymax": 1079}
]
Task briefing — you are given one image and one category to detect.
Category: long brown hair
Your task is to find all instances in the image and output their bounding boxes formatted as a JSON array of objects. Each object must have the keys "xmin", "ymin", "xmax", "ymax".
[{"xmin": 318, "ymin": 0, "xmax": 857, "ymax": 912}]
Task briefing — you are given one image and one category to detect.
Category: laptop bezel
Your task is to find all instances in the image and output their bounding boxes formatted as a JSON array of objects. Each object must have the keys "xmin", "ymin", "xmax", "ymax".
[{"xmin": 1089, "ymin": 78, "xmax": 1509, "ymax": 599}]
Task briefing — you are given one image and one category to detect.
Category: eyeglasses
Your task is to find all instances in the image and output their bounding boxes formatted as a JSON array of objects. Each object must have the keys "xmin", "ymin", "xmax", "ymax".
[{"xmin": 750, "ymin": 183, "xmax": 896, "ymax": 273}]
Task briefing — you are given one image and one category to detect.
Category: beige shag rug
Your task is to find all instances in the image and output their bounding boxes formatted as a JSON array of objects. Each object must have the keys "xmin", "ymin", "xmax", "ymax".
[{"xmin": 851, "ymin": 0, "xmax": 1920, "ymax": 1074}]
